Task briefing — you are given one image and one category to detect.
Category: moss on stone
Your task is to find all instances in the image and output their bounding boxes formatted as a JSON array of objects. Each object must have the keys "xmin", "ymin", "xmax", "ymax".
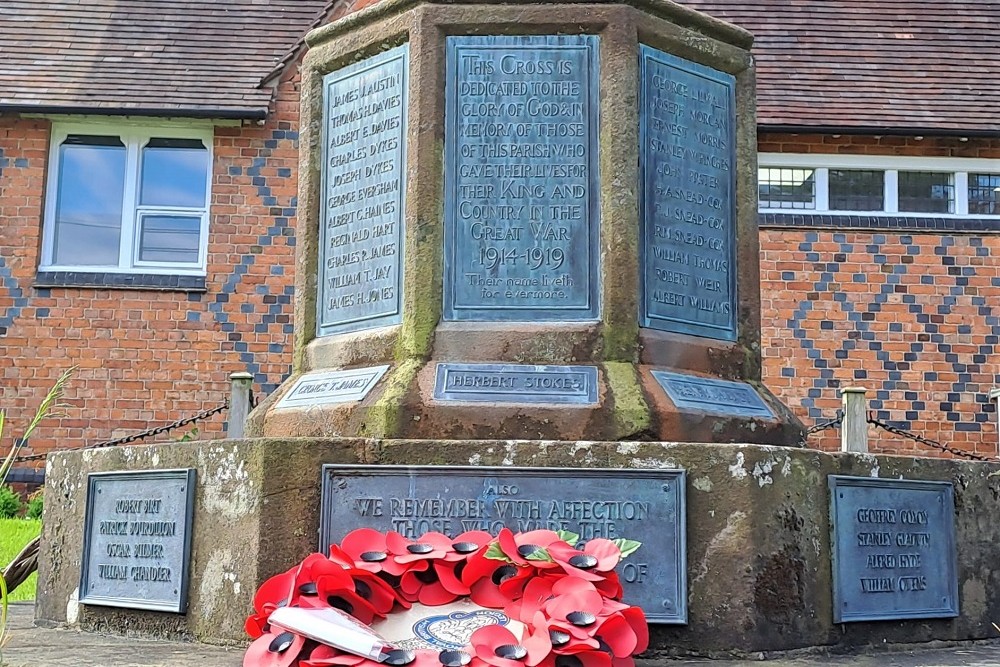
[
  {"xmin": 360, "ymin": 358, "xmax": 422, "ymax": 436},
  {"xmin": 603, "ymin": 361, "xmax": 651, "ymax": 438}
]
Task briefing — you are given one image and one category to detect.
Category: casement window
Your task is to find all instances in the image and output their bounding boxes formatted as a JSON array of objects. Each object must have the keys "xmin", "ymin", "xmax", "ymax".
[
  {"xmin": 758, "ymin": 154, "xmax": 1000, "ymax": 217},
  {"xmin": 41, "ymin": 123, "xmax": 213, "ymax": 275}
]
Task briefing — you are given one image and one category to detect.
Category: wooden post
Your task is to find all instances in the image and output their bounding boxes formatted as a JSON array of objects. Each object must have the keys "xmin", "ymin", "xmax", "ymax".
[
  {"xmin": 840, "ymin": 387, "xmax": 868, "ymax": 453},
  {"xmin": 228, "ymin": 371, "xmax": 254, "ymax": 439},
  {"xmin": 990, "ymin": 387, "xmax": 1000, "ymax": 457}
]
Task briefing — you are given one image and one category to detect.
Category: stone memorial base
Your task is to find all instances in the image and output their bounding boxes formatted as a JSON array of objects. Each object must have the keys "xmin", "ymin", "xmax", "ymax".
[{"xmin": 37, "ymin": 438, "xmax": 1000, "ymax": 655}]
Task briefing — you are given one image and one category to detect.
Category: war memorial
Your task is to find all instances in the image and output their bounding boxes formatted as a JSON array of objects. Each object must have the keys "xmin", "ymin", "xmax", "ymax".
[{"xmin": 35, "ymin": 0, "xmax": 1000, "ymax": 658}]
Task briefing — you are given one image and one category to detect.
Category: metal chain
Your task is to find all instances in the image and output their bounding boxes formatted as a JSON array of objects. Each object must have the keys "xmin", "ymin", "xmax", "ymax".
[
  {"xmin": 806, "ymin": 411, "xmax": 843, "ymax": 435},
  {"xmin": 866, "ymin": 412, "xmax": 996, "ymax": 462},
  {"xmin": 13, "ymin": 401, "xmax": 229, "ymax": 463},
  {"xmin": 798, "ymin": 411, "xmax": 843, "ymax": 447}
]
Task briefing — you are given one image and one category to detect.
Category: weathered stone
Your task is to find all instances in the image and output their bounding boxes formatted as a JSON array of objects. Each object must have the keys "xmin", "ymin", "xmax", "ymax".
[
  {"xmin": 37, "ymin": 439, "xmax": 1000, "ymax": 655},
  {"xmin": 249, "ymin": 0, "xmax": 802, "ymax": 446}
]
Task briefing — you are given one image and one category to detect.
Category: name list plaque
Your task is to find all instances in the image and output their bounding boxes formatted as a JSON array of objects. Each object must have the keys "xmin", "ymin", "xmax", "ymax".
[
  {"xmin": 318, "ymin": 45, "xmax": 408, "ymax": 336},
  {"xmin": 652, "ymin": 370, "xmax": 774, "ymax": 419},
  {"xmin": 275, "ymin": 365, "xmax": 390, "ymax": 409},
  {"xmin": 639, "ymin": 46, "xmax": 736, "ymax": 341},
  {"xmin": 829, "ymin": 476, "xmax": 958, "ymax": 622},
  {"xmin": 444, "ymin": 35, "xmax": 600, "ymax": 322},
  {"xmin": 80, "ymin": 469, "xmax": 196, "ymax": 613},
  {"xmin": 320, "ymin": 465, "xmax": 687, "ymax": 624},
  {"xmin": 433, "ymin": 363, "xmax": 599, "ymax": 405}
]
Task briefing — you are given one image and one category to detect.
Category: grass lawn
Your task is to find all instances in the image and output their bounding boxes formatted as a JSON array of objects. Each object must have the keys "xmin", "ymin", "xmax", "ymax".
[{"xmin": 0, "ymin": 518, "xmax": 40, "ymax": 602}]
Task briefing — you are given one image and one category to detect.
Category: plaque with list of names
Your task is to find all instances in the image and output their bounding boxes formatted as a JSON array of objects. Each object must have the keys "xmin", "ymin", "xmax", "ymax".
[
  {"xmin": 433, "ymin": 363, "xmax": 598, "ymax": 405},
  {"xmin": 444, "ymin": 35, "xmax": 600, "ymax": 322},
  {"xmin": 275, "ymin": 365, "xmax": 390, "ymax": 409},
  {"xmin": 320, "ymin": 465, "xmax": 687, "ymax": 624},
  {"xmin": 829, "ymin": 476, "xmax": 958, "ymax": 622},
  {"xmin": 318, "ymin": 45, "xmax": 408, "ymax": 337},
  {"xmin": 639, "ymin": 46, "xmax": 736, "ymax": 341},
  {"xmin": 80, "ymin": 469, "xmax": 196, "ymax": 613},
  {"xmin": 651, "ymin": 370, "xmax": 774, "ymax": 419}
]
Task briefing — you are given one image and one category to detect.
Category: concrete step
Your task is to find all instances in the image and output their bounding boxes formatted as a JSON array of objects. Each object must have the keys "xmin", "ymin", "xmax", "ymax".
[{"xmin": 6, "ymin": 603, "xmax": 1000, "ymax": 667}]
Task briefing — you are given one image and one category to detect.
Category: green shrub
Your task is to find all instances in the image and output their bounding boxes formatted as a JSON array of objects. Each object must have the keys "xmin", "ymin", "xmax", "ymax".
[
  {"xmin": 0, "ymin": 485, "xmax": 22, "ymax": 518},
  {"xmin": 26, "ymin": 489, "xmax": 42, "ymax": 520}
]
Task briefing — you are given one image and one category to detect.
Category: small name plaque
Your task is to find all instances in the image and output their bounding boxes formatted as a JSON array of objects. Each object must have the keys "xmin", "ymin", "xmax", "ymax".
[
  {"xmin": 80, "ymin": 469, "xmax": 196, "ymax": 613},
  {"xmin": 318, "ymin": 45, "xmax": 408, "ymax": 336},
  {"xmin": 652, "ymin": 371, "xmax": 773, "ymax": 419},
  {"xmin": 443, "ymin": 35, "xmax": 600, "ymax": 321},
  {"xmin": 320, "ymin": 465, "xmax": 687, "ymax": 623},
  {"xmin": 276, "ymin": 366, "xmax": 390, "ymax": 409},
  {"xmin": 433, "ymin": 363, "xmax": 598, "ymax": 405},
  {"xmin": 639, "ymin": 46, "xmax": 736, "ymax": 340},
  {"xmin": 830, "ymin": 476, "xmax": 958, "ymax": 623}
]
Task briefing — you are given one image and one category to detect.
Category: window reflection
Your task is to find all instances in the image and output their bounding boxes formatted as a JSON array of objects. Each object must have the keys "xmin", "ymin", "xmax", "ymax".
[
  {"xmin": 140, "ymin": 139, "xmax": 208, "ymax": 208},
  {"xmin": 138, "ymin": 215, "xmax": 201, "ymax": 263},
  {"xmin": 53, "ymin": 136, "xmax": 126, "ymax": 265}
]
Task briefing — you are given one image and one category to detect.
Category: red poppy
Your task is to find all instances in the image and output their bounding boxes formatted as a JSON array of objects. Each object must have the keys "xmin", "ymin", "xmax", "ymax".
[
  {"xmin": 536, "ymin": 650, "xmax": 613, "ymax": 667},
  {"xmin": 243, "ymin": 630, "xmax": 306, "ymax": 667},
  {"xmin": 496, "ymin": 529, "xmax": 562, "ymax": 569},
  {"xmin": 386, "ymin": 531, "xmax": 454, "ymax": 565},
  {"xmin": 549, "ymin": 540, "xmax": 622, "ymax": 584},
  {"xmin": 461, "ymin": 547, "xmax": 532, "ymax": 608},
  {"xmin": 301, "ymin": 644, "xmax": 373, "ymax": 667},
  {"xmin": 399, "ymin": 564, "xmax": 460, "ymax": 606},
  {"xmin": 341, "ymin": 529, "xmax": 422, "ymax": 577},
  {"xmin": 471, "ymin": 624, "xmax": 551, "ymax": 667},
  {"xmin": 448, "ymin": 530, "xmax": 493, "ymax": 561}
]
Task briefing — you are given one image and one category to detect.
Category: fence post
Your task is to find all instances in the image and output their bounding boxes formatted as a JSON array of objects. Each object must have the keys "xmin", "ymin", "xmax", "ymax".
[
  {"xmin": 228, "ymin": 372, "xmax": 254, "ymax": 439},
  {"xmin": 990, "ymin": 387, "xmax": 1000, "ymax": 457},
  {"xmin": 840, "ymin": 386, "xmax": 868, "ymax": 453}
]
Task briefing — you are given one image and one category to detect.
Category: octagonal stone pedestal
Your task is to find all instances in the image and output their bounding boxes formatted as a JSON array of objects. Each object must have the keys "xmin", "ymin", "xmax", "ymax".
[{"xmin": 248, "ymin": 0, "xmax": 802, "ymax": 444}]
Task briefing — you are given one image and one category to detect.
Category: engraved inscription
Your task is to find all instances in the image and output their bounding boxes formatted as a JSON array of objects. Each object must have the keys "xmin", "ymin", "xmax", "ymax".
[
  {"xmin": 81, "ymin": 470, "xmax": 195, "ymax": 613},
  {"xmin": 444, "ymin": 36, "xmax": 599, "ymax": 321},
  {"xmin": 830, "ymin": 476, "xmax": 958, "ymax": 622},
  {"xmin": 640, "ymin": 46, "xmax": 736, "ymax": 340},
  {"xmin": 652, "ymin": 371, "xmax": 773, "ymax": 419},
  {"xmin": 433, "ymin": 363, "xmax": 598, "ymax": 405},
  {"xmin": 319, "ymin": 45, "xmax": 407, "ymax": 336},
  {"xmin": 275, "ymin": 366, "xmax": 390, "ymax": 409},
  {"xmin": 321, "ymin": 466, "xmax": 687, "ymax": 623}
]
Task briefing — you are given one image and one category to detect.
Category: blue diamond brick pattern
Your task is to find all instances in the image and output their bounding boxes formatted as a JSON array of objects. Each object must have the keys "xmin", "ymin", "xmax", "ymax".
[
  {"xmin": 0, "ymin": 148, "xmax": 32, "ymax": 336},
  {"xmin": 201, "ymin": 129, "xmax": 299, "ymax": 396},
  {"xmin": 785, "ymin": 232, "xmax": 1000, "ymax": 434}
]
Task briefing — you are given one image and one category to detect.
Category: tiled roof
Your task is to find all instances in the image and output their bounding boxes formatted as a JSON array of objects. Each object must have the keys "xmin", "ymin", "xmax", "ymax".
[
  {"xmin": 0, "ymin": 1, "xmax": 332, "ymax": 119},
  {"xmin": 681, "ymin": 0, "xmax": 1000, "ymax": 134}
]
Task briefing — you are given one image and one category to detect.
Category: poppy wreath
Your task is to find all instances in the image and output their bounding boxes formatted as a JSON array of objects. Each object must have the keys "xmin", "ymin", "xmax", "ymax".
[{"xmin": 245, "ymin": 527, "xmax": 649, "ymax": 667}]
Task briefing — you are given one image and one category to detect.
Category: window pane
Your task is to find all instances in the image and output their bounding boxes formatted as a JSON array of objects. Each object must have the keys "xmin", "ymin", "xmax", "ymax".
[
  {"xmin": 969, "ymin": 173, "xmax": 1000, "ymax": 215},
  {"xmin": 140, "ymin": 139, "xmax": 208, "ymax": 208},
  {"xmin": 829, "ymin": 169, "xmax": 884, "ymax": 211},
  {"xmin": 53, "ymin": 136, "xmax": 126, "ymax": 266},
  {"xmin": 138, "ymin": 215, "xmax": 201, "ymax": 263},
  {"xmin": 758, "ymin": 168, "xmax": 816, "ymax": 209},
  {"xmin": 898, "ymin": 171, "xmax": 953, "ymax": 213}
]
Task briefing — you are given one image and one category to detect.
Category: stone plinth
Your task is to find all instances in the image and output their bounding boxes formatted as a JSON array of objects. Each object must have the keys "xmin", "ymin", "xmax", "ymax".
[
  {"xmin": 246, "ymin": 0, "xmax": 802, "ymax": 445},
  {"xmin": 37, "ymin": 440, "xmax": 1000, "ymax": 654}
]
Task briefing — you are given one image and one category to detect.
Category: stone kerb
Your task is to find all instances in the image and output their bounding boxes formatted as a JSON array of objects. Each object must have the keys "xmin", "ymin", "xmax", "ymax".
[{"xmin": 248, "ymin": 0, "xmax": 801, "ymax": 445}]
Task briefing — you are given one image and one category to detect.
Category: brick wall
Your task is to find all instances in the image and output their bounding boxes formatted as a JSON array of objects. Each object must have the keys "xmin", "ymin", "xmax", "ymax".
[
  {"xmin": 0, "ymin": 71, "xmax": 302, "ymax": 461},
  {"xmin": 3, "ymin": 114, "xmax": 997, "ymax": 463},
  {"xmin": 759, "ymin": 132, "xmax": 1000, "ymax": 457}
]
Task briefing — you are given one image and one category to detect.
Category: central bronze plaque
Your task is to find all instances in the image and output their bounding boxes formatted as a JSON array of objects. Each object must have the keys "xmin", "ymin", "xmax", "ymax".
[
  {"xmin": 443, "ymin": 35, "xmax": 600, "ymax": 321},
  {"xmin": 320, "ymin": 465, "xmax": 687, "ymax": 624}
]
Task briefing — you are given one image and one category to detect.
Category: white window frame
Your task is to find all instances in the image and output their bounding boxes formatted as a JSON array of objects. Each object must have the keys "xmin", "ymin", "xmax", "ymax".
[
  {"xmin": 758, "ymin": 153, "xmax": 1000, "ymax": 218},
  {"xmin": 41, "ymin": 120, "xmax": 214, "ymax": 275}
]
